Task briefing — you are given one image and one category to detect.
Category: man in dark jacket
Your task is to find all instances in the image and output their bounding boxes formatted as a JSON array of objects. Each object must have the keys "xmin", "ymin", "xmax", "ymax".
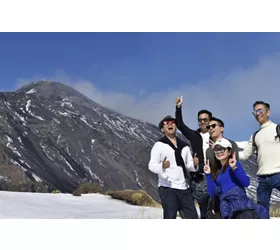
[
  {"xmin": 175, "ymin": 96, "xmax": 212, "ymax": 219},
  {"xmin": 205, "ymin": 117, "xmax": 240, "ymax": 218}
]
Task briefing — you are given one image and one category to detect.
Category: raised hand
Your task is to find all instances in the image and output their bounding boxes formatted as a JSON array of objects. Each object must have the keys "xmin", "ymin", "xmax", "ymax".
[
  {"xmin": 203, "ymin": 159, "xmax": 211, "ymax": 174},
  {"xmin": 193, "ymin": 153, "xmax": 199, "ymax": 166},
  {"xmin": 206, "ymin": 139, "xmax": 215, "ymax": 149},
  {"xmin": 175, "ymin": 95, "xmax": 183, "ymax": 108},
  {"xmin": 162, "ymin": 156, "xmax": 170, "ymax": 169},
  {"xmin": 229, "ymin": 152, "xmax": 237, "ymax": 169}
]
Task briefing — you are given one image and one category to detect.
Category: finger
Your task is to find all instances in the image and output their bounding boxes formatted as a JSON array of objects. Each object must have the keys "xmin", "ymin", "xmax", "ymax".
[
  {"xmin": 194, "ymin": 153, "xmax": 197, "ymax": 158},
  {"xmin": 163, "ymin": 156, "xmax": 167, "ymax": 161},
  {"xmin": 207, "ymin": 159, "xmax": 209, "ymax": 166}
]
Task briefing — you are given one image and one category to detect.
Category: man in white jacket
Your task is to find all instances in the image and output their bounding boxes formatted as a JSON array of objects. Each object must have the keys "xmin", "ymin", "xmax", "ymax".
[
  {"xmin": 148, "ymin": 115, "xmax": 199, "ymax": 219},
  {"xmin": 239, "ymin": 101, "xmax": 280, "ymax": 213}
]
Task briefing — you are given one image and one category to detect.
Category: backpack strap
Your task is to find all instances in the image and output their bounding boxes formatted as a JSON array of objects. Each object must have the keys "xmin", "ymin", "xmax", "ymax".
[
  {"xmin": 252, "ymin": 129, "xmax": 260, "ymax": 155},
  {"xmin": 275, "ymin": 125, "xmax": 280, "ymax": 141}
]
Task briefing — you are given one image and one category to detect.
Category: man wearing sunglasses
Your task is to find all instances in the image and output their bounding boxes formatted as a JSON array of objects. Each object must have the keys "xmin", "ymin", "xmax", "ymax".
[
  {"xmin": 175, "ymin": 96, "xmax": 212, "ymax": 219},
  {"xmin": 148, "ymin": 115, "xmax": 199, "ymax": 219},
  {"xmin": 238, "ymin": 101, "xmax": 280, "ymax": 215}
]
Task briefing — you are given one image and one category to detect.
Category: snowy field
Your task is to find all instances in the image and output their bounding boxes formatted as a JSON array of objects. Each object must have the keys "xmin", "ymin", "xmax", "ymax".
[{"xmin": 0, "ymin": 191, "xmax": 166, "ymax": 219}]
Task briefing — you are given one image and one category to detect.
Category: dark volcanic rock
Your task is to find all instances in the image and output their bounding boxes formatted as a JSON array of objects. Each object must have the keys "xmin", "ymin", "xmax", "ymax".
[{"xmin": 0, "ymin": 80, "xmax": 279, "ymax": 206}]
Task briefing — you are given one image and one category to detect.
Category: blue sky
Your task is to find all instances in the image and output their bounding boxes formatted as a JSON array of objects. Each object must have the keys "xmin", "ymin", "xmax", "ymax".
[{"xmin": 1, "ymin": 32, "xmax": 280, "ymax": 141}]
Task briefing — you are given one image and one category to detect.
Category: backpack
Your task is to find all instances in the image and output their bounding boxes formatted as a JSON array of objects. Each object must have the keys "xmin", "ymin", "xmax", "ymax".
[{"xmin": 252, "ymin": 124, "xmax": 280, "ymax": 155}]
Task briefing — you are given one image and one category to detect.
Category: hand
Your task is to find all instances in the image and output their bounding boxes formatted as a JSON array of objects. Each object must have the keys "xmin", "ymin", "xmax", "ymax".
[
  {"xmin": 193, "ymin": 153, "xmax": 199, "ymax": 166},
  {"xmin": 206, "ymin": 139, "xmax": 215, "ymax": 149},
  {"xmin": 162, "ymin": 156, "xmax": 170, "ymax": 169},
  {"xmin": 229, "ymin": 152, "xmax": 237, "ymax": 169},
  {"xmin": 203, "ymin": 159, "xmax": 211, "ymax": 174},
  {"xmin": 175, "ymin": 95, "xmax": 183, "ymax": 108}
]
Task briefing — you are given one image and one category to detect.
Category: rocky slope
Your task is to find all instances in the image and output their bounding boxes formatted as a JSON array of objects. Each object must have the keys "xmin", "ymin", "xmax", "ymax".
[{"xmin": 0, "ymin": 80, "xmax": 279, "ymax": 205}]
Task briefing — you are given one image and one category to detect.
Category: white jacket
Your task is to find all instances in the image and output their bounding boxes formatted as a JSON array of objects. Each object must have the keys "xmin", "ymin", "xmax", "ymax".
[{"xmin": 148, "ymin": 141, "xmax": 198, "ymax": 189}]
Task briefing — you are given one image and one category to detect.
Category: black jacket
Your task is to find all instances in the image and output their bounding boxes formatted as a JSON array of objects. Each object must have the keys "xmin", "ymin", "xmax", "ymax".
[{"xmin": 175, "ymin": 106, "xmax": 205, "ymax": 174}]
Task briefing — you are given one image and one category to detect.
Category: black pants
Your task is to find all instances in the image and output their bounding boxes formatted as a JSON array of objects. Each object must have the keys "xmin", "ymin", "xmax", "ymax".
[
  {"xmin": 231, "ymin": 209, "xmax": 259, "ymax": 219},
  {"xmin": 159, "ymin": 186, "xmax": 198, "ymax": 219}
]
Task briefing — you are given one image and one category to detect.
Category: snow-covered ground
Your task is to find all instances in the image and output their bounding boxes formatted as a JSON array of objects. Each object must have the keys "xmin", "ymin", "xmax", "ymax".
[{"xmin": 0, "ymin": 191, "xmax": 165, "ymax": 219}]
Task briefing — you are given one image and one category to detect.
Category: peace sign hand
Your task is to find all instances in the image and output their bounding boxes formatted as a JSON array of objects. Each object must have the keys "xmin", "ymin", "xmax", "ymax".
[
  {"xmin": 206, "ymin": 139, "xmax": 215, "ymax": 149},
  {"xmin": 203, "ymin": 159, "xmax": 211, "ymax": 174},
  {"xmin": 229, "ymin": 152, "xmax": 237, "ymax": 169}
]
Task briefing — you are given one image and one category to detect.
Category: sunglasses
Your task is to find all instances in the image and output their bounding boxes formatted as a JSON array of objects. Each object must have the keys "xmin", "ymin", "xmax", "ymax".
[
  {"xmin": 198, "ymin": 118, "xmax": 209, "ymax": 123},
  {"xmin": 206, "ymin": 123, "xmax": 218, "ymax": 130},
  {"xmin": 252, "ymin": 109, "xmax": 266, "ymax": 116},
  {"xmin": 213, "ymin": 147, "xmax": 227, "ymax": 154},
  {"xmin": 163, "ymin": 120, "xmax": 176, "ymax": 125}
]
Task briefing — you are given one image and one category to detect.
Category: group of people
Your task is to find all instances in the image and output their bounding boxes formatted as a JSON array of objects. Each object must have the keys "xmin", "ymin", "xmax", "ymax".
[{"xmin": 148, "ymin": 96, "xmax": 280, "ymax": 219}]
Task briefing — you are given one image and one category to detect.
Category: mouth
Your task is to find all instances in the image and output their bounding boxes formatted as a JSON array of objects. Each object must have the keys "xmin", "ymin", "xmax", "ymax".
[
  {"xmin": 209, "ymin": 130, "xmax": 216, "ymax": 135},
  {"xmin": 168, "ymin": 127, "xmax": 173, "ymax": 131}
]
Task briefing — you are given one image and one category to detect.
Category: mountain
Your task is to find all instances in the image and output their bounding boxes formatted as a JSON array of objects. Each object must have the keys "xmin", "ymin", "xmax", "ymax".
[{"xmin": 1, "ymin": 80, "xmax": 280, "ymax": 206}]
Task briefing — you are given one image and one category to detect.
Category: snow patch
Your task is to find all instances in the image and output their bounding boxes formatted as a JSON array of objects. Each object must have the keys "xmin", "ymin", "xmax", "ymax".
[{"xmin": 26, "ymin": 88, "xmax": 37, "ymax": 94}]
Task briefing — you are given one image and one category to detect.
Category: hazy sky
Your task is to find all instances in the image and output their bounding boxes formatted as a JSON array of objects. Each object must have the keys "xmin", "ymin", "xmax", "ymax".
[{"xmin": 1, "ymin": 32, "xmax": 280, "ymax": 141}]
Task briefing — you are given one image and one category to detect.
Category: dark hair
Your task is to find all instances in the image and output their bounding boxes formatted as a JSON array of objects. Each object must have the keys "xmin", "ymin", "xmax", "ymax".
[
  {"xmin": 211, "ymin": 148, "xmax": 233, "ymax": 181},
  {"xmin": 210, "ymin": 117, "xmax": 224, "ymax": 127},
  {"xmin": 253, "ymin": 101, "xmax": 270, "ymax": 110},
  {"xmin": 197, "ymin": 109, "xmax": 212, "ymax": 119}
]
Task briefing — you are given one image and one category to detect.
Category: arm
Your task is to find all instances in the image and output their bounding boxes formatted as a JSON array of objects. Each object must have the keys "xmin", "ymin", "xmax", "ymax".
[
  {"xmin": 230, "ymin": 141, "xmax": 240, "ymax": 161},
  {"xmin": 148, "ymin": 143, "xmax": 165, "ymax": 175},
  {"xmin": 238, "ymin": 135, "xmax": 254, "ymax": 160},
  {"xmin": 205, "ymin": 174, "xmax": 217, "ymax": 197},
  {"xmin": 184, "ymin": 146, "xmax": 199, "ymax": 172},
  {"xmin": 231, "ymin": 161, "xmax": 250, "ymax": 187},
  {"xmin": 175, "ymin": 106, "xmax": 198, "ymax": 140}
]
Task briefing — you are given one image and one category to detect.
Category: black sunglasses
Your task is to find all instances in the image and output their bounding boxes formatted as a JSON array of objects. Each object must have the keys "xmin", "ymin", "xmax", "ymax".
[
  {"xmin": 198, "ymin": 118, "xmax": 209, "ymax": 123},
  {"xmin": 206, "ymin": 123, "xmax": 218, "ymax": 130},
  {"xmin": 213, "ymin": 147, "xmax": 227, "ymax": 154}
]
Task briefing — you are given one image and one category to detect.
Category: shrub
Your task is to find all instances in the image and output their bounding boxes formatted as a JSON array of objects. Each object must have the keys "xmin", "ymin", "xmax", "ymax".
[
  {"xmin": 106, "ymin": 189, "xmax": 160, "ymax": 208},
  {"xmin": 270, "ymin": 208, "xmax": 280, "ymax": 218},
  {"xmin": 51, "ymin": 189, "xmax": 61, "ymax": 194},
  {"xmin": 72, "ymin": 182, "xmax": 104, "ymax": 196}
]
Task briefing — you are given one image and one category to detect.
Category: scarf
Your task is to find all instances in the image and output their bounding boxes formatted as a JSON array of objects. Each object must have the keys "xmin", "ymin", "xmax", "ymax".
[{"xmin": 159, "ymin": 136, "xmax": 190, "ymax": 180}]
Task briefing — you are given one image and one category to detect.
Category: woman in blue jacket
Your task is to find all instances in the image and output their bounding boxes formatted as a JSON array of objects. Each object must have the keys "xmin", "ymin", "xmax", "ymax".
[{"xmin": 203, "ymin": 138, "xmax": 269, "ymax": 219}]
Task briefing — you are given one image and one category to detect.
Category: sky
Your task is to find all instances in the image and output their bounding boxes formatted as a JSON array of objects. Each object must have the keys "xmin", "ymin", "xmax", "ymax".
[{"xmin": 1, "ymin": 32, "xmax": 280, "ymax": 141}]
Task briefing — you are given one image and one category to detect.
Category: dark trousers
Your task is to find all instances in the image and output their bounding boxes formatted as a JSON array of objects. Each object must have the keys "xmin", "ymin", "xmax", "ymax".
[
  {"xmin": 159, "ymin": 186, "xmax": 198, "ymax": 219},
  {"xmin": 257, "ymin": 172, "xmax": 280, "ymax": 213},
  {"xmin": 231, "ymin": 209, "xmax": 259, "ymax": 219},
  {"xmin": 190, "ymin": 179, "xmax": 210, "ymax": 219}
]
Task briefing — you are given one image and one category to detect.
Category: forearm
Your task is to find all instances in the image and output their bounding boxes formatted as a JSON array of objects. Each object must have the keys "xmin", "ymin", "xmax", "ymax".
[
  {"xmin": 205, "ymin": 174, "xmax": 217, "ymax": 197},
  {"xmin": 232, "ymin": 162, "xmax": 250, "ymax": 187}
]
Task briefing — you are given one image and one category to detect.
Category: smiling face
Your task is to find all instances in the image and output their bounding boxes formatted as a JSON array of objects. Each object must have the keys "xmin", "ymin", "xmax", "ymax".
[
  {"xmin": 253, "ymin": 103, "xmax": 270, "ymax": 125},
  {"xmin": 198, "ymin": 113, "xmax": 210, "ymax": 133},
  {"xmin": 207, "ymin": 120, "xmax": 224, "ymax": 140},
  {"xmin": 162, "ymin": 119, "xmax": 177, "ymax": 136},
  {"xmin": 213, "ymin": 145, "xmax": 231, "ymax": 161}
]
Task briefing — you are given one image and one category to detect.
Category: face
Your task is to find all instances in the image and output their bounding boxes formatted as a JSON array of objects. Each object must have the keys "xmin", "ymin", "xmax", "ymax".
[
  {"xmin": 198, "ymin": 113, "xmax": 210, "ymax": 132},
  {"xmin": 206, "ymin": 121, "xmax": 224, "ymax": 139},
  {"xmin": 253, "ymin": 104, "xmax": 270, "ymax": 125},
  {"xmin": 162, "ymin": 119, "xmax": 177, "ymax": 136},
  {"xmin": 213, "ymin": 146, "xmax": 231, "ymax": 161}
]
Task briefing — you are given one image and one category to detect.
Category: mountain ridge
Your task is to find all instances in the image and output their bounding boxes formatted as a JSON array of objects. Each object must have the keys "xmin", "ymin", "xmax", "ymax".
[{"xmin": 1, "ymin": 80, "xmax": 280, "ymax": 206}]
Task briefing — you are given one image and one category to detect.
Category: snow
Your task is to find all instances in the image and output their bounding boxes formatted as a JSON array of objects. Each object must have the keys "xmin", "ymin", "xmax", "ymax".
[
  {"xmin": 0, "ymin": 191, "xmax": 164, "ymax": 219},
  {"xmin": 236, "ymin": 141, "xmax": 249, "ymax": 149},
  {"xmin": 25, "ymin": 100, "xmax": 44, "ymax": 120},
  {"xmin": 26, "ymin": 88, "xmax": 37, "ymax": 94}
]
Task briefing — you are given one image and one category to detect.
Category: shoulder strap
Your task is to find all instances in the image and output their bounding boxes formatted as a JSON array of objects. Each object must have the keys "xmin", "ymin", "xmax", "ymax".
[
  {"xmin": 252, "ymin": 129, "xmax": 260, "ymax": 153},
  {"xmin": 276, "ymin": 125, "xmax": 280, "ymax": 141}
]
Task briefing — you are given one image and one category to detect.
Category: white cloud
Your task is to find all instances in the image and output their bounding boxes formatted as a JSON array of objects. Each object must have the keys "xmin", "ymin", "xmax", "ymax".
[{"xmin": 15, "ymin": 53, "xmax": 280, "ymax": 140}]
